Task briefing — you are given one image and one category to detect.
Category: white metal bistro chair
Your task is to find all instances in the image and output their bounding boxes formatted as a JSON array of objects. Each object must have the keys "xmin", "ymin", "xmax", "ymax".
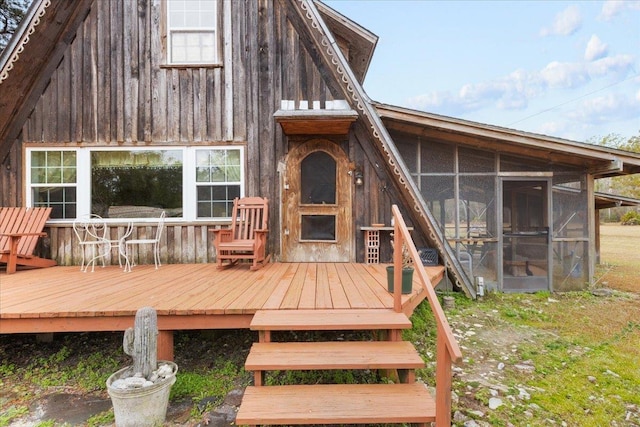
[
  {"xmin": 73, "ymin": 215, "xmax": 109, "ymax": 272},
  {"xmin": 121, "ymin": 211, "xmax": 166, "ymax": 272}
]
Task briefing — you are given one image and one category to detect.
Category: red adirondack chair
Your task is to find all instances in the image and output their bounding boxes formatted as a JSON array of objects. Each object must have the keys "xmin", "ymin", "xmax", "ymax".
[{"xmin": 0, "ymin": 207, "xmax": 57, "ymax": 274}]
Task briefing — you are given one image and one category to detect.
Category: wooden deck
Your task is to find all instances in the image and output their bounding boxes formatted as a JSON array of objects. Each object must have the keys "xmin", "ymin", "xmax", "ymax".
[{"xmin": 0, "ymin": 262, "xmax": 445, "ymax": 335}]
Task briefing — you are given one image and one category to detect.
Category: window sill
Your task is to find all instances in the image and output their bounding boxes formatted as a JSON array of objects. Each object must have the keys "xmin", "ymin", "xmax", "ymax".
[{"xmin": 161, "ymin": 63, "xmax": 223, "ymax": 69}]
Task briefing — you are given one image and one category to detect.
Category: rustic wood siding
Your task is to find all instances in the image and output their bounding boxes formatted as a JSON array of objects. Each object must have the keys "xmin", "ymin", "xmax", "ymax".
[{"xmin": 3, "ymin": 0, "xmax": 368, "ymax": 265}]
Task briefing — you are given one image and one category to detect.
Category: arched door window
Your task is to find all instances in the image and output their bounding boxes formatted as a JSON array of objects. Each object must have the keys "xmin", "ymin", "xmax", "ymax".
[{"xmin": 301, "ymin": 151, "xmax": 336, "ymax": 205}]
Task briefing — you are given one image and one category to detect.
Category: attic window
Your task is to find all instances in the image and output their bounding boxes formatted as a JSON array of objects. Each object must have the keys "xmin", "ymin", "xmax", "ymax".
[{"xmin": 167, "ymin": 0, "xmax": 219, "ymax": 65}]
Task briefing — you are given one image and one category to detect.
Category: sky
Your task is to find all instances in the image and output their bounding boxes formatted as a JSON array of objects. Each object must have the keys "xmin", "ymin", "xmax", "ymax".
[{"xmin": 323, "ymin": 0, "xmax": 640, "ymax": 143}]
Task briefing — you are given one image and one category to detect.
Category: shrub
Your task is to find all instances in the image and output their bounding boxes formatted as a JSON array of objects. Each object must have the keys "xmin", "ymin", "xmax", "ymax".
[{"xmin": 621, "ymin": 211, "xmax": 640, "ymax": 225}]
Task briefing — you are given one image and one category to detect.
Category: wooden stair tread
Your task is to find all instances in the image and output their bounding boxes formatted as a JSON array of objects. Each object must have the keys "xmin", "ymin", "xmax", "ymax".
[
  {"xmin": 251, "ymin": 308, "xmax": 412, "ymax": 331},
  {"xmin": 246, "ymin": 341, "xmax": 425, "ymax": 371},
  {"xmin": 236, "ymin": 383, "xmax": 435, "ymax": 425}
]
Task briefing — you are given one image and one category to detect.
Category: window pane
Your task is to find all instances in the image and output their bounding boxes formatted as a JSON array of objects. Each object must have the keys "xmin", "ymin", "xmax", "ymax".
[
  {"xmin": 500, "ymin": 154, "xmax": 548, "ymax": 172},
  {"xmin": 301, "ymin": 215, "xmax": 336, "ymax": 240},
  {"xmin": 396, "ymin": 138, "xmax": 417, "ymax": 173},
  {"xmin": 459, "ymin": 147, "xmax": 495, "ymax": 173},
  {"xmin": 421, "ymin": 175, "xmax": 455, "ymax": 237},
  {"xmin": 32, "ymin": 187, "xmax": 76, "ymax": 220},
  {"xmin": 459, "ymin": 175, "xmax": 496, "ymax": 238},
  {"xmin": 46, "ymin": 167, "xmax": 61, "ymax": 184},
  {"xmin": 301, "ymin": 151, "xmax": 336, "ymax": 204},
  {"xmin": 31, "ymin": 167, "xmax": 45, "ymax": 184},
  {"xmin": 63, "ymin": 151, "xmax": 76, "ymax": 167},
  {"xmin": 196, "ymin": 185, "xmax": 240, "ymax": 218},
  {"xmin": 422, "ymin": 141, "xmax": 454, "ymax": 173},
  {"xmin": 553, "ymin": 176, "xmax": 588, "ymax": 239},
  {"xmin": 91, "ymin": 150, "xmax": 183, "ymax": 218}
]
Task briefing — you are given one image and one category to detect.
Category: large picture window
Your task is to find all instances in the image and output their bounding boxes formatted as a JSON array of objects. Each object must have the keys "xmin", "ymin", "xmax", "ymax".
[
  {"xmin": 92, "ymin": 150, "xmax": 183, "ymax": 218},
  {"xmin": 26, "ymin": 146, "xmax": 243, "ymax": 221},
  {"xmin": 167, "ymin": 0, "xmax": 218, "ymax": 65}
]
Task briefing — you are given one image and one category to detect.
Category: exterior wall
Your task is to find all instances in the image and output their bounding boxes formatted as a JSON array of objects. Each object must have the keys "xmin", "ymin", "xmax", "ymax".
[{"xmin": 2, "ymin": 0, "xmax": 383, "ymax": 266}]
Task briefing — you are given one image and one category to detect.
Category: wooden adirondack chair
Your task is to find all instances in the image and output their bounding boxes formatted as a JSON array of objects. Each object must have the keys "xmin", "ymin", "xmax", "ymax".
[
  {"xmin": 210, "ymin": 197, "xmax": 270, "ymax": 271},
  {"xmin": 0, "ymin": 207, "xmax": 57, "ymax": 274}
]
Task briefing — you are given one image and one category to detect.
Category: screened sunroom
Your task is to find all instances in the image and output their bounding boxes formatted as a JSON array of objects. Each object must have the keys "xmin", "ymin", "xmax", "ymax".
[{"xmin": 395, "ymin": 137, "xmax": 591, "ymax": 292}]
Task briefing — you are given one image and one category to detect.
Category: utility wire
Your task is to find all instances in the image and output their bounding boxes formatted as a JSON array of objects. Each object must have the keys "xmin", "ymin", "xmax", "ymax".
[{"xmin": 508, "ymin": 71, "xmax": 639, "ymax": 126}]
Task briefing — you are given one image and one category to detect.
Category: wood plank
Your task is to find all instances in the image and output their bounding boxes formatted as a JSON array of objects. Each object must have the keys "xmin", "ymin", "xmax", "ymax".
[
  {"xmin": 223, "ymin": 262, "xmax": 283, "ymax": 314},
  {"xmin": 325, "ymin": 262, "xmax": 350, "ymax": 309},
  {"xmin": 297, "ymin": 263, "xmax": 317, "ymax": 309},
  {"xmin": 250, "ymin": 309, "xmax": 412, "ymax": 331},
  {"xmin": 261, "ymin": 263, "xmax": 300, "ymax": 309},
  {"xmin": 333, "ymin": 263, "xmax": 368, "ymax": 308},
  {"xmin": 279, "ymin": 262, "xmax": 306, "ymax": 309},
  {"xmin": 245, "ymin": 341, "xmax": 424, "ymax": 371},
  {"xmin": 236, "ymin": 383, "xmax": 436, "ymax": 425},
  {"xmin": 315, "ymin": 263, "xmax": 333, "ymax": 309},
  {"xmin": 343, "ymin": 263, "xmax": 386, "ymax": 308}
]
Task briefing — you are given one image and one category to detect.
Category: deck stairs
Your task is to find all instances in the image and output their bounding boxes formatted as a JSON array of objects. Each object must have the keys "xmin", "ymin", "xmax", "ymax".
[{"xmin": 236, "ymin": 308, "xmax": 436, "ymax": 426}]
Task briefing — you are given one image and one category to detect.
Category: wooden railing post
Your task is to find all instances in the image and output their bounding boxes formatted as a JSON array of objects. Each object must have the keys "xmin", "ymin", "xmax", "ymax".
[
  {"xmin": 435, "ymin": 326, "xmax": 453, "ymax": 427},
  {"xmin": 393, "ymin": 217, "xmax": 403, "ymax": 313}
]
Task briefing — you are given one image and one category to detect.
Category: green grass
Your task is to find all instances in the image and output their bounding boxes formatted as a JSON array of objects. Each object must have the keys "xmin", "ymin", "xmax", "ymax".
[{"xmin": 436, "ymin": 289, "xmax": 640, "ymax": 426}]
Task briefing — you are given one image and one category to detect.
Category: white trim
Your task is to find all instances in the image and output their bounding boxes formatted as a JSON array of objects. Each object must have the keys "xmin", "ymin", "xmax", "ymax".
[
  {"xmin": 166, "ymin": 0, "xmax": 219, "ymax": 66},
  {"xmin": 25, "ymin": 145, "xmax": 245, "ymax": 223}
]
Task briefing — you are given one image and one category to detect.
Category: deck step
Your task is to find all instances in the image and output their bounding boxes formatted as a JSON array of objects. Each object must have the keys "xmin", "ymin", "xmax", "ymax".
[
  {"xmin": 250, "ymin": 308, "xmax": 412, "ymax": 331},
  {"xmin": 236, "ymin": 383, "xmax": 436, "ymax": 425},
  {"xmin": 245, "ymin": 341, "xmax": 425, "ymax": 371}
]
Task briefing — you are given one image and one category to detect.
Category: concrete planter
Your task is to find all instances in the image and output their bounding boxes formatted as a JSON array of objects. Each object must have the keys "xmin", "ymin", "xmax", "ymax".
[{"xmin": 106, "ymin": 361, "xmax": 177, "ymax": 427}]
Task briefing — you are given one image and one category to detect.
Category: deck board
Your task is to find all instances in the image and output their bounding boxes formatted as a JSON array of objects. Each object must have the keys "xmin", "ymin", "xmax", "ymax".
[{"xmin": 0, "ymin": 262, "xmax": 445, "ymax": 334}]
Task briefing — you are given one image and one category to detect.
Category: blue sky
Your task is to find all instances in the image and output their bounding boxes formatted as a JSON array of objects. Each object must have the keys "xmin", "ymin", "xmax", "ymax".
[{"xmin": 323, "ymin": 0, "xmax": 640, "ymax": 143}]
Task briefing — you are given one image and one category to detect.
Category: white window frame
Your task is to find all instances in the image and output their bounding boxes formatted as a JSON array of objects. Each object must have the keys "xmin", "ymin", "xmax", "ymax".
[
  {"xmin": 26, "ymin": 148, "xmax": 79, "ymax": 220},
  {"xmin": 26, "ymin": 146, "xmax": 244, "ymax": 223},
  {"xmin": 166, "ymin": 0, "xmax": 220, "ymax": 65}
]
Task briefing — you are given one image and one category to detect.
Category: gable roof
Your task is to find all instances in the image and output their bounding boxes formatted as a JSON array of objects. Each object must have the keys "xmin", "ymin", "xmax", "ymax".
[
  {"xmin": 314, "ymin": 0, "xmax": 378, "ymax": 83},
  {"xmin": 0, "ymin": 0, "xmax": 93, "ymax": 161}
]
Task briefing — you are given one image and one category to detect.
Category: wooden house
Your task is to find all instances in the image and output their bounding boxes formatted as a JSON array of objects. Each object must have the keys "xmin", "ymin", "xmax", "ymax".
[{"xmin": 1, "ymin": 0, "xmax": 640, "ymax": 298}]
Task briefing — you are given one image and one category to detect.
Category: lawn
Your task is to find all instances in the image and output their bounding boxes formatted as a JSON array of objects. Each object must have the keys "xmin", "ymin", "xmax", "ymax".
[
  {"xmin": 434, "ymin": 224, "xmax": 640, "ymax": 426},
  {"xmin": 599, "ymin": 223, "xmax": 640, "ymax": 293}
]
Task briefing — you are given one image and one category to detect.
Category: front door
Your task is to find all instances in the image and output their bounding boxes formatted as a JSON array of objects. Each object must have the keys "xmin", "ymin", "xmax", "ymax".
[{"xmin": 281, "ymin": 139, "xmax": 352, "ymax": 262}]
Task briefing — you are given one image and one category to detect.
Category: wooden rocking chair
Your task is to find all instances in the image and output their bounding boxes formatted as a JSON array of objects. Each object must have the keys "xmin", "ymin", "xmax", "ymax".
[
  {"xmin": 210, "ymin": 197, "xmax": 270, "ymax": 270},
  {"xmin": 0, "ymin": 207, "xmax": 57, "ymax": 274}
]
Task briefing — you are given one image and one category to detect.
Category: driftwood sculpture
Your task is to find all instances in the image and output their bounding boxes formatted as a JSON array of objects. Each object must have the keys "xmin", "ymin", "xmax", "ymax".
[{"xmin": 123, "ymin": 306, "xmax": 158, "ymax": 379}]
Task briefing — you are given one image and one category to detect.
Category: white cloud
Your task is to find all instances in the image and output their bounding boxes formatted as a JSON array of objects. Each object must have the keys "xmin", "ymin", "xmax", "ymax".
[
  {"xmin": 540, "ymin": 5, "xmax": 582, "ymax": 37},
  {"xmin": 568, "ymin": 93, "xmax": 640, "ymax": 124},
  {"xmin": 600, "ymin": 0, "xmax": 640, "ymax": 21},
  {"xmin": 587, "ymin": 54, "xmax": 635, "ymax": 77},
  {"xmin": 584, "ymin": 35, "xmax": 608, "ymax": 61},
  {"xmin": 407, "ymin": 69, "xmax": 539, "ymax": 115},
  {"xmin": 540, "ymin": 61, "xmax": 589, "ymax": 88}
]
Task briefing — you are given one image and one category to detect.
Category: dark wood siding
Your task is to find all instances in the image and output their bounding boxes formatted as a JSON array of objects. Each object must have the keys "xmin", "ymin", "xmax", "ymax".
[{"xmin": 3, "ymin": 0, "xmax": 374, "ymax": 265}]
